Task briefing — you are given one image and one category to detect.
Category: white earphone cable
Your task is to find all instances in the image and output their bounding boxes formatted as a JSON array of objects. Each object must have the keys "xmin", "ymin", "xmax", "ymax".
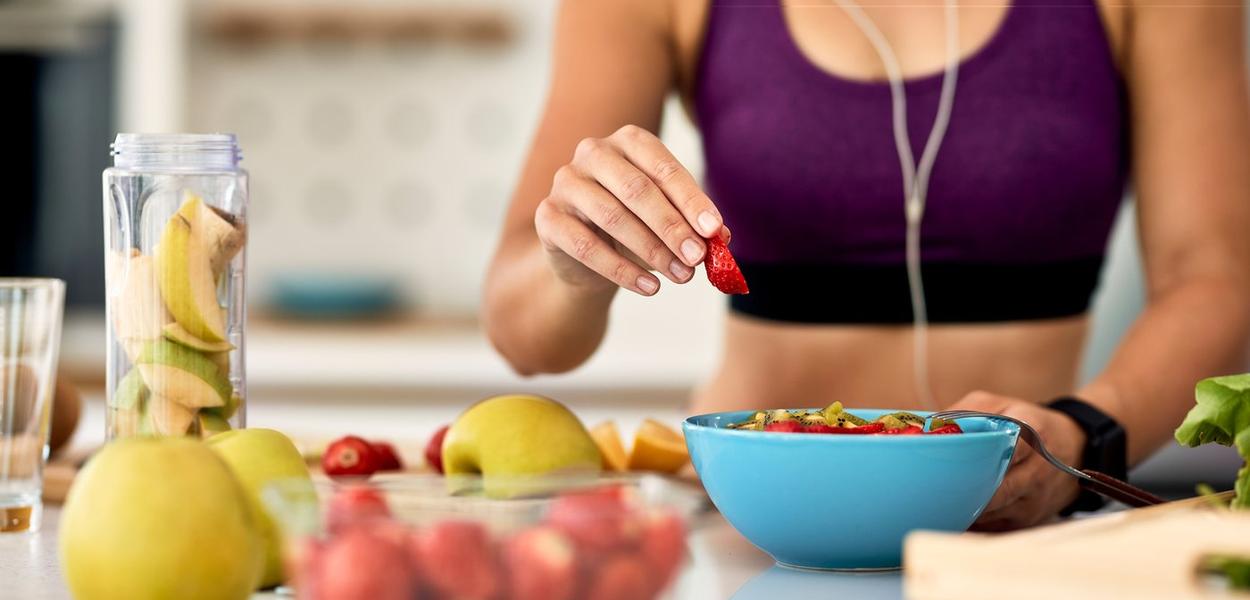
[{"xmin": 830, "ymin": 0, "xmax": 960, "ymax": 409}]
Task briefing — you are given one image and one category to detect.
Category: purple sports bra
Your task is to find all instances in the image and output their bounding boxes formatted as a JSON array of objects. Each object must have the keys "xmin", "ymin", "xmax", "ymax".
[{"xmin": 695, "ymin": 0, "xmax": 1128, "ymax": 323}]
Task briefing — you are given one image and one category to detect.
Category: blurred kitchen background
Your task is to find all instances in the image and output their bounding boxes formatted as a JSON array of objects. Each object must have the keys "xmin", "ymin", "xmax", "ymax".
[{"xmin": 1, "ymin": 0, "xmax": 1242, "ymax": 493}]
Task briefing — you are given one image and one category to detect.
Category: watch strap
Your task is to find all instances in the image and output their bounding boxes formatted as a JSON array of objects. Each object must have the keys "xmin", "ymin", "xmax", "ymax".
[{"xmin": 1046, "ymin": 396, "xmax": 1128, "ymax": 515}]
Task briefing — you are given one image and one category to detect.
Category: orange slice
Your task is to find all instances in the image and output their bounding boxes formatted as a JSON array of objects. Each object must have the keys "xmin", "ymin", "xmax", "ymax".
[
  {"xmin": 627, "ymin": 418, "xmax": 689, "ymax": 474},
  {"xmin": 590, "ymin": 421, "xmax": 629, "ymax": 472}
]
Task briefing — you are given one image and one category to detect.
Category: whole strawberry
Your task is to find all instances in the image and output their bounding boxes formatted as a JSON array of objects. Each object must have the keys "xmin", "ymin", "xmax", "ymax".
[
  {"xmin": 704, "ymin": 235, "xmax": 748, "ymax": 295},
  {"xmin": 424, "ymin": 424, "xmax": 450, "ymax": 474},
  {"xmin": 371, "ymin": 441, "xmax": 403, "ymax": 471},
  {"xmin": 325, "ymin": 485, "xmax": 392, "ymax": 534},
  {"xmin": 323, "ymin": 435, "xmax": 381, "ymax": 478}
]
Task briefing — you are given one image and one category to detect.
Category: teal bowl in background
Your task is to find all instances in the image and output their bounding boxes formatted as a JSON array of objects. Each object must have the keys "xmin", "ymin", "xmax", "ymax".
[{"xmin": 683, "ymin": 409, "xmax": 1019, "ymax": 570}]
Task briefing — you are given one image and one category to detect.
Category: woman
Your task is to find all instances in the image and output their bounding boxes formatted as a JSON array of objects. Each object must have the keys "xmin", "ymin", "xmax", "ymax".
[{"xmin": 483, "ymin": 0, "xmax": 1250, "ymax": 530}]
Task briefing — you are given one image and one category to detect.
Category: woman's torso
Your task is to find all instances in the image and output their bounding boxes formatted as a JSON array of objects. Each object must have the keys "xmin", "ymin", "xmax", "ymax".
[{"xmin": 664, "ymin": 0, "xmax": 1131, "ymax": 412}]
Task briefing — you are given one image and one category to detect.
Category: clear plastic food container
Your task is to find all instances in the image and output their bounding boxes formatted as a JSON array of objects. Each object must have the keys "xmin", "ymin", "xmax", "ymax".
[
  {"xmin": 263, "ymin": 474, "xmax": 705, "ymax": 600},
  {"xmin": 102, "ymin": 133, "xmax": 247, "ymax": 439}
]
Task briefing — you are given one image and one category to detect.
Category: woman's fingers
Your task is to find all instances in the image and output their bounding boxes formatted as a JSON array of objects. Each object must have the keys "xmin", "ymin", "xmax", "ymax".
[
  {"xmin": 574, "ymin": 135, "xmax": 709, "ymax": 268},
  {"xmin": 555, "ymin": 165, "xmax": 693, "ymax": 283},
  {"xmin": 982, "ymin": 445, "xmax": 1052, "ymax": 515},
  {"xmin": 535, "ymin": 200, "xmax": 661, "ymax": 296},
  {"xmin": 608, "ymin": 125, "xmax": 725, "ymax": 241},
  {"xmin": 1009, "ymin": 434, "xmax": 1035, "ymax": 466},
  {"xmin": 540, "ymin": 126, "xmax": 722, "ymax": 294}
]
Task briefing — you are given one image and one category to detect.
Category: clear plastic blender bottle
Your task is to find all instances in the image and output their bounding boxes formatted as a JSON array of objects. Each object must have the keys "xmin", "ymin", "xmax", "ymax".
[{"xmin": 103, "ymin": 134, "xmax": 247, "ymax": 439}]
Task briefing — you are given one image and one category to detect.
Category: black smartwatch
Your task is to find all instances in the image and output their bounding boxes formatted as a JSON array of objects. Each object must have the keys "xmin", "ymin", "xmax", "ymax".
[{"xmin": 1045, "ymin": 396, "xmax": 1128, "ymax": 515}]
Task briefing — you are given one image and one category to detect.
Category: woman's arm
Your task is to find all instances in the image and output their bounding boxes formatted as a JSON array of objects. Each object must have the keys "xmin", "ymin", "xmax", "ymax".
[
  {"xmin": 484, "ymin": 0, "xmax": 668, "ymax": 376},
  {"xmin": 953, "ymin": 2, "xmax": 1250, "ymax": 530},
  {"xmin": 1077, "ymin": 0, "xmax": 1250, "ymax": 464}
]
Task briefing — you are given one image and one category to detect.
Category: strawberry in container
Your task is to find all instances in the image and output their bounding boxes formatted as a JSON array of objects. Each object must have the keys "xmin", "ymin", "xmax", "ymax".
[{"xmin": 266, "ymin": 477, "xmax": 693, "ymax": 600}]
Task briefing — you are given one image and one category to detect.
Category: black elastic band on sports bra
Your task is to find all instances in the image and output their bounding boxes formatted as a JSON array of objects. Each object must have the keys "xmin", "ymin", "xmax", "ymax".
[{"xmin": 729, "ymin": 257, "xmax": 1105, "ymax": 324}]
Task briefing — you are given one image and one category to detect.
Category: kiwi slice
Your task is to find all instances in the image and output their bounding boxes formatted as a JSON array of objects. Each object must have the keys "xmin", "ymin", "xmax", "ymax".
[
  {"xmin": 824, "ymin": 402, "xmax": 869, "ymax": 427},
  {"xmin": 879, "ymin": 412, "xmax": 926, "ymax": 427},
  {"xmin": 878, "ymin": 415, "xmax": 909, "ymax": 430}
]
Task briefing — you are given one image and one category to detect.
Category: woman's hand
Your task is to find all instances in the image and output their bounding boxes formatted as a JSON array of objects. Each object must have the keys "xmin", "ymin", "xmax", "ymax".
[
  {"xmin": 947, "ymin": 391, "xmax": 1087, "ymax": 531},
  {"xmin": 534, "ymin": 124, "xmax": 727, "ymax": 297}
]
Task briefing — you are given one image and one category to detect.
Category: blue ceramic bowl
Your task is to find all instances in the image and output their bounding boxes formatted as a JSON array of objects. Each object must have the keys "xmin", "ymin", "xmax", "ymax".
[{"xmin": 684, "ymin": 409, "xmax": 1019, "ymax": 570}]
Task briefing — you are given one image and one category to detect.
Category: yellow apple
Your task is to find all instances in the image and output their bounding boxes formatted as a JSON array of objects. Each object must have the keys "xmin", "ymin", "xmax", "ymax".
[
  {"xmin": 59, "ymin": 436, "xmax": 264, "ymax": 600},
  {"xmin": 442, "ymin": 395, "xmax": 601, "ymax": 485},
  {"xmin": 155, "ymin": 196, "xmax": 235, "ymax": 344},
  {"xmin": 207, "ymin": 428, "xmax": 314, "ymax": 589}
]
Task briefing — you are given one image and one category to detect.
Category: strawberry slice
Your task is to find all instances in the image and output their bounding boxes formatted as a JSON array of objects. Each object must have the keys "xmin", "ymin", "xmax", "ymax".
[
  {"xmin": 830, "ymin": 422, "xmax": 886, "ymax": 434},
  {"xmin": 704, "ymin": 235, "xmax": 749, "ymax": 295},
  {"xmin": 763, "ymin": 420, "xmax": 803, "ymax": 433},
  {"xmin": 926, "ymin": 423, "xmax": 963, "ymax": 435},
  {"xmin": 883, "ymin": 425, "xmax": 924, "ymax": 435}
]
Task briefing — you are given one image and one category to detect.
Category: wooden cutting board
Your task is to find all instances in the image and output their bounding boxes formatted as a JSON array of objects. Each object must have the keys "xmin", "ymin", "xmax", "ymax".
[
  {"xmin": 42, "ymin": 448, "xmax": 95, "ymax": 505},
  {"xmin": 903, "ymin": 494, "xmax": 1248, "ymax": 600}
]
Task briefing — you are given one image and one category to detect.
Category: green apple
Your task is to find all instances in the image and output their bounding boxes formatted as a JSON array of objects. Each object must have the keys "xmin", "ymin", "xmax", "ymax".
[
  {"xmin": 135, "ymin": 340, "xmax": 230, "ymax": 408},
  {"xmin": 164, "ymin": 322, "xmax": 233, "ymax": 353},
  {"xmin": 442, "ymin": 394, "xmax": 602, "ymax": 485},
  {"xmin": 208, "ymin": 429, "xmax": 313, "ymax": 589},
  {"xmin": 198, "ymin": 412, "xmax": 232, "ymax": 438},
  {"xmin": 110, "ymin": 407, "xmax": 142, "ymax": 437},
  {"xmin": 59, "ymin": 436, "xmax": 264, "ymax": 600},
  {"xmin": 155, "ymin": 197, "xmax": 229, "ymax": 344},
  {"xmin": 205, "ymin": 392, "xmax": 242, "ymax": 421},
  {"xmin": 110, "ymin": 369, "xmax": 149, "ymax": 437},
  {"xmin": 205, "ymin": 349, "xmax": 231, "ymax": 376},
  {"xmin": 112, "ymin": 368, "xmax": 148, "ymax": 410},
  {"xmin": 142, "ymin": 394, "xmax": 197, "ymax": 436}
]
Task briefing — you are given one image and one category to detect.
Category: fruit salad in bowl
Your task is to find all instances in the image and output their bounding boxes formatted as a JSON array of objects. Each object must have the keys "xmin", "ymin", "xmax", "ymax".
[
  {"xmin": 262, "ymin": 474, "xmax": 698, "ymax": 600},
  {"xmin": 684, "ymin": 404, "xmax": 1019, "ymax": 570},
  {"xmin": 728, "ymin": 402, "xmax": 964, "ymax": 435}
]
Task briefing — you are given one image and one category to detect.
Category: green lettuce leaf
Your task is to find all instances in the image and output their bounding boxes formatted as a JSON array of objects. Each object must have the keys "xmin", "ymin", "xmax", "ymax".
[
  {"xmin": 1206, "ymin": 556, "xmax": 1250, "ymax": 590},
  {"xmin": 1177, "ymin": 374, "xmax": 1250, "ymax": 509}
]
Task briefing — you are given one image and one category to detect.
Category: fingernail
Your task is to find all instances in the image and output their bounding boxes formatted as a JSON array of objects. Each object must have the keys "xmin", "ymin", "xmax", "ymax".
[
  {"xmin": 681, "ymin": 238, "xmax": 704, "ymax": 264},
  {"xmin": 669, "ymin": 259, "xmax": 693, "ymax": 281},
  {"xmin": 697, "ymin": 211, "xmax": 721, "ymax": 236},
  {"xmin": 636, "ymin": 276, "xmax": 658, "ymax": 295}
]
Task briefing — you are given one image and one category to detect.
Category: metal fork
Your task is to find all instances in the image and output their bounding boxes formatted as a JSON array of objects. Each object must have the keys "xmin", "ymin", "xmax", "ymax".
[{"xmin": 928, "ymin": 409, "xmax": 1166, "ymax": 508}]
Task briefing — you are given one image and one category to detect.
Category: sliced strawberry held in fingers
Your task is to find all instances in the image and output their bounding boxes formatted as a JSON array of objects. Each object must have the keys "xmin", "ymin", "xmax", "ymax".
[{"xmin": 704, "ymin": 235, "xmax": 749, "ymax": 295}]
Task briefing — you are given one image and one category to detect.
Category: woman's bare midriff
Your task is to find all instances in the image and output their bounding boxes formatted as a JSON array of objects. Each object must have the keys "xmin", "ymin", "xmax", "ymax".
[{"xmin": 690, "ymin": 314, "xmax": 1089, "ymax": 414}]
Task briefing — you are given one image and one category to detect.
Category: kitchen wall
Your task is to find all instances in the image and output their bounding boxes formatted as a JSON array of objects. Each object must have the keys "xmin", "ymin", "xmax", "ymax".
[
  {"xmin": 177, "ymin": 0, "xmax": 716, "ymax": 321},
  {"xmin": 176, "ymin": 0, "xmax": 1142, "ymax": 380}
]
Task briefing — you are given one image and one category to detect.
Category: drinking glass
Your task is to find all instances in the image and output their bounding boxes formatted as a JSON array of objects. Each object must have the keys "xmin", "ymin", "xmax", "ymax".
[{"xmin": 0, "ymin": 278, "xmax": 65, "ymax": 533}]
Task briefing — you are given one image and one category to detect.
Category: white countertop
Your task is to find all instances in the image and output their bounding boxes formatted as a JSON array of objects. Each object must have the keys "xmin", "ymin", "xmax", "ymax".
[{"xmin": 2, "ymin": 506, "xmax": 905, "ymax": 600}]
